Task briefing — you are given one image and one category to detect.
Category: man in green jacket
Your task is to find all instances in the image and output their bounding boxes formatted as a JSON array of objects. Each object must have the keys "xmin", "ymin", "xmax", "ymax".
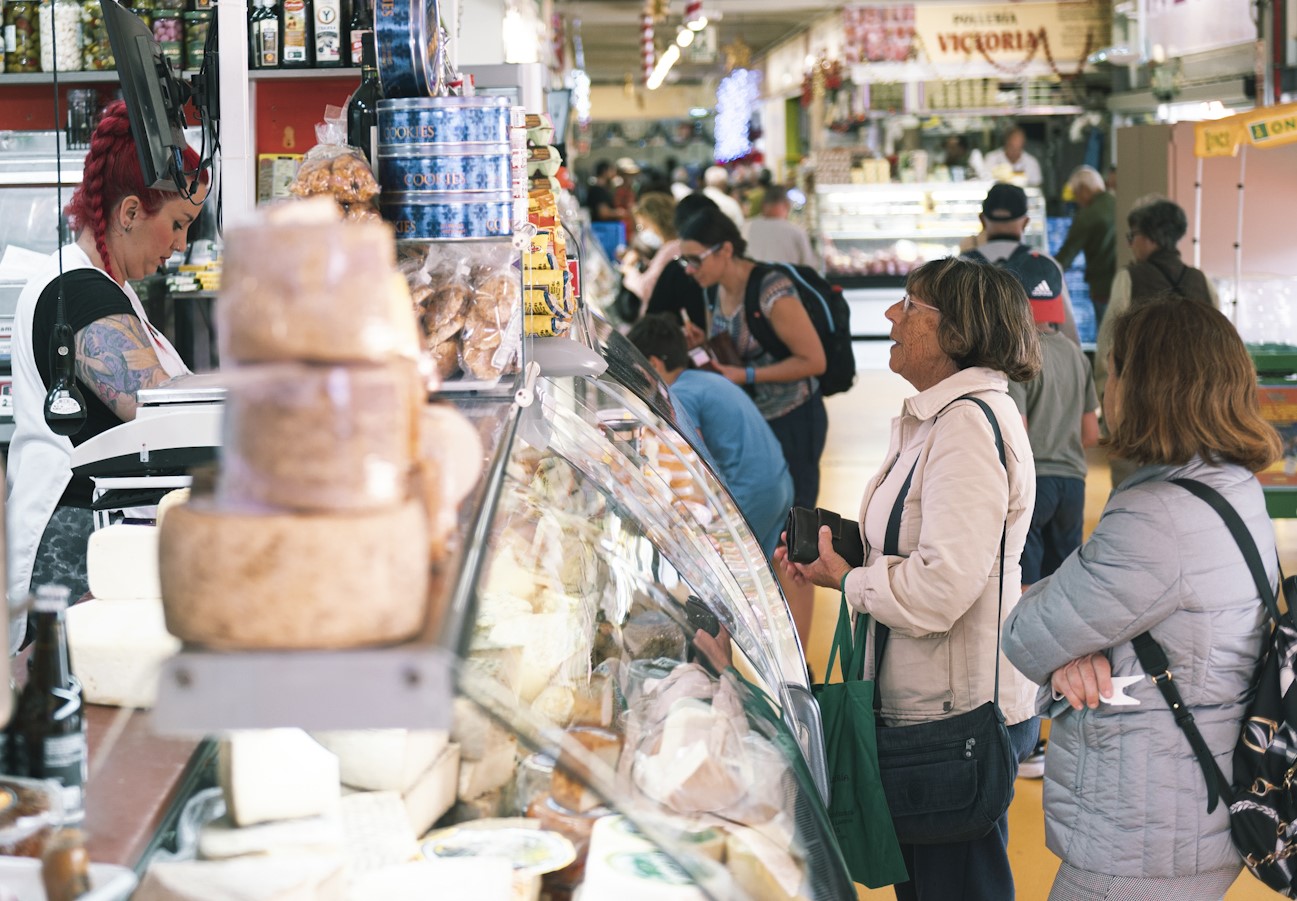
[{"xmin": 1056, "ymin": 165, "xmax": 1116, "ymax": 324}]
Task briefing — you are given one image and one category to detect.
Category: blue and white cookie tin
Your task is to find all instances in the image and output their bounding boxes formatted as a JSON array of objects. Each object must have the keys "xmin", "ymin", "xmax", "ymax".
[
  {"xmin": 377, "ymin": 145, "xmax": 511, "ymax": 194},
  {"xmin": 377, "ymin": 97, "xmax": 514, "ymax": 146},
  {"xmin": 374, "ymin": 0, "xmax": 442, "ymax": 98},
  {"xmin": 380, "ymin": 191, "xmax": 513, "ymax": 240}
]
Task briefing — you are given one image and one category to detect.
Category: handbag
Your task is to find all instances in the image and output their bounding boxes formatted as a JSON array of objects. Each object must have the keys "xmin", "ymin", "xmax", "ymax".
[
  {"xmin": 785, "ymin": 506, "xmax": 865, "ymax": 568},
  {"xmin": 873, "ymin": 395, "xmax": 1018, "ymax": 845},
  {"xmin": 812, "ymin": 594, "xmax": 908, "ymax": 887},
  {"xmin": 702, "ymin": 329, "xmax": 743, "ymax": 368}
]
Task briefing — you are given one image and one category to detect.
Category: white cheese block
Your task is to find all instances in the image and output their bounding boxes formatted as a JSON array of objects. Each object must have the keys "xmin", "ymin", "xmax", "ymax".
[
  {"xmin": 65, "ymin": 598, "xmax": 180, "ymax": 708},
  {"xmin": 219, "ymin": 730, "xmax": 341, "ymax": 827},
  {"xmin": 86, "ymin": 524, "xmax": 161, "ymax": 601},
  {"xmin": 338, "ymin": 791, "xmax": 419, "ymax": 874},
  {"xmin": 133, "ymin": 854, "xmax": 347, "ymax": 901},
  {"xmin": 456, "ymin": 733, "xmax": 517, "ymax": 801},
  {"xmin": 402, "ymin": 742, "xmax": 460, "ymax": 838},
  {"xmin": 159, "ymin": 499, "xmax": 428, "ymax": 650},
  {"xmin": 725, "ymin": 827, "xmax": 808, "ymax": 901},
  {"xmin": 346, "ymin": 860, "xmax": 512, "ymax": 901},
  {"xmin": 198, "ymin": 814, "xmax": 345, "ymax": 861},
  {"xmin": 485, "ymin": 612, "xmax": 582, "ymax": 703},
  {"xmin": 311, "ymin": 730, "xmax": 450, "ymax": 793}
]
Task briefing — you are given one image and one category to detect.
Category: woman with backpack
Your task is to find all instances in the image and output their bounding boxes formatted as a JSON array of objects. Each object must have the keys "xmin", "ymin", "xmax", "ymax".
[
  {"xmin": 676, "ymin": 206, "xmax": 826, "ymax": 645},
  {"xmin": 1003, "ymin": 300, "xmax": 1282, "ymax": 900}
]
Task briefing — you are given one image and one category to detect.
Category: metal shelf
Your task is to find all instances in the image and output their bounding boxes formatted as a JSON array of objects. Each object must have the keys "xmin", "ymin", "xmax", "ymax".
[
  {"xmin": 249, "ymin": 67, "xmax": 361, "ymax": 80},
  {"xmin": 0, "ymin": 71, "xmax": 123, "ymax": 84}
]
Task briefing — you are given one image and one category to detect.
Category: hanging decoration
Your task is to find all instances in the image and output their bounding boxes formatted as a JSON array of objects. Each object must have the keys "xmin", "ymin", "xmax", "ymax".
[
  {"xmin": 649, "ymin": 0, "xmax": 669, "ymax": 21},
  {"xmin": 715, "ymin": 67, "xmax": 761, "ymax": 162},
  {"xmin": 550, "ymin": 12, "xmax": 564, "ymax": 72},
  {"xmin": 641, "ymin": 10, "xmax": 655, "ymax": 82},
  {"xmin": 684, "ymin": 0, "xmax": 705, "ymax": 29},
  {"xmin": 722, "ymin": 36, "xmax": 751, "ymax": 73},
  {"xmin": 801, "ymin": 54, "xmax": 844, "ymax": 107}
]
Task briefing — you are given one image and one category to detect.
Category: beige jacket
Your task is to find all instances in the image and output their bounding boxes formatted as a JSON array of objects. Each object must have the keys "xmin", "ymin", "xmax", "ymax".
[{"xmin": 843, "ymin": 367, "xmax": 1037, "ymax": 727}]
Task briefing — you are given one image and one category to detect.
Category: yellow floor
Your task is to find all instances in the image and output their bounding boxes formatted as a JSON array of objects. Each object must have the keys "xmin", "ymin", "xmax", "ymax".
[{"xmin": 809, "ymin": 367, "xmax": 1294, "ymax": 900}]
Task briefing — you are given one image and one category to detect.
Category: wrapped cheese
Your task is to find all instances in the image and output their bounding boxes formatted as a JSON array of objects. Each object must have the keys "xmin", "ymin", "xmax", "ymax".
[
  {"xmin": 159, "ymin": 499, "xmax": 428, "ymax": 650},
  {"xmin": 217, "ymin": 363, "xmax": 420, "ymax": 513}
]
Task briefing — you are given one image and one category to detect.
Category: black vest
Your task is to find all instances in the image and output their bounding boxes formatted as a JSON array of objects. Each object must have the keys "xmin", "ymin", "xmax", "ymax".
[{"xmin": 1127, "ymin": 249, "xmax": 1212, "ymax": 307}]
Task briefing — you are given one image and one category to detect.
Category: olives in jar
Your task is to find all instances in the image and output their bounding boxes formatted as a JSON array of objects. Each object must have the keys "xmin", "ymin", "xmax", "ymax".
[
  {"xmin": 80, "ymin": 0, "xmax": 112, "ymax": 69},
  {"xmin": 5, "ymin": 0, "xmax": 41, "ymax": 73}
]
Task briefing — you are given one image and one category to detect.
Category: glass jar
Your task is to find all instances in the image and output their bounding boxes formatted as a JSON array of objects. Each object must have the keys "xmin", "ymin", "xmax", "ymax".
[
  {"xmin": 38, "ymin": 0, "xmax": 83, "ymax": 72},
  {"xmin": 151, "ymin": 10, "xmax": 180, "ymax": 68},
  {"xmin": 5, "ymin": 0, "xmax": 41, "ymax": 73},
  {"xmin": 79, "ymin": 0, "xmax": 111, "ymax": 68},
  {"xmin": 182, "ymin": 8, "xmax": 208, "ymax": 69}
]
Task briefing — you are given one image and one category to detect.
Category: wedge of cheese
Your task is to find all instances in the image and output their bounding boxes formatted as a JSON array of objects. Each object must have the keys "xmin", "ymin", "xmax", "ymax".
[
  {"xmin": 219, "ymin": 730, "xmax": 341, "ymax": 827},
  {"xmin": 402, "ymin": 742, "xmax": 460, "ymax": 838},
  {"xmin": 457, "ymin": 734, "xmax": 517, "ymax": 802},
  {"xmin": 87, "ymin": 524, "xmax": 161, "ymax": 601},
  {"xmin": 198, "ymin": 814, "xmax": 344, "ymax": 861},
  {"xmin": 312, "ymin": 730, "xmax": 450, "ymax": 793},
  {"xmin": 338, "ymin": 791, "xmax": 419, "ymax": 874},
  {"xmin": 65, "ymin": 598, "xmax": 180, "ymax": 708},
  {"xmin": 133, "ymin": 854, "xmax": 347, "ymax": 901},
  {"xmin": 725, "ymin": 827, "xmax": 808, "ymax": 901}
]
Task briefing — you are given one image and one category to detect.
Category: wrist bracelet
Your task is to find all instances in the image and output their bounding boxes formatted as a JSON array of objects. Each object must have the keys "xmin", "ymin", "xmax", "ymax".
[{"xmin": 745, "ymin": 366, "xmax": 756, "ymax": 386}]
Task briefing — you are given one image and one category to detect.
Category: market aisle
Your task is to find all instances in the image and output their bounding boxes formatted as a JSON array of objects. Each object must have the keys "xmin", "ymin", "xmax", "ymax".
[{"xmin": 809, "ymin": 363, "xmax": 1289, "ymax": 901}]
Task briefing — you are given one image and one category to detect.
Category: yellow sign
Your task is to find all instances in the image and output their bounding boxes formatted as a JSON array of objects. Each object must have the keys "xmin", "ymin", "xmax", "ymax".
[
  {"xmin": 1193, "ymin": 101, "xmax": 1297, "ymax": 157},
  {"xmin": 1194, "ymin": 120, "xmax": 1243, "ymax": 158},
  {"xmin": 1243, "ymin": 107, "xmax": 1297, "ymax": 150}
]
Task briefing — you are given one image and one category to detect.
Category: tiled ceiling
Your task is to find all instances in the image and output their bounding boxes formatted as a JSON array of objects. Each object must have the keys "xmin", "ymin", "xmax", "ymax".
[{"xmin": 557, "ymin": 0, "xmax": 840, "ymax": 85}]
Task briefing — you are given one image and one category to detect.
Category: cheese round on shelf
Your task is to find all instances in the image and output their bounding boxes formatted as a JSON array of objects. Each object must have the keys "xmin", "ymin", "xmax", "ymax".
[
  {"xmin": 218, "ymin": 363, "xmax": 420, "ymax": 513},
  {"xmin": 218, "ymin": 219, "xmax": 420, "ymax": 365},
  {"xmin": 159, "ymin": 499, "xmax": 429, "ymax": 650}
]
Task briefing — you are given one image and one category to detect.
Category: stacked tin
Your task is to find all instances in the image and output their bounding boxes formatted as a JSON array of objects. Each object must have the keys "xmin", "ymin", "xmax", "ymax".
[{"xmin": 375, "ymin": 96, "xmax": 523, "ymax": 240}]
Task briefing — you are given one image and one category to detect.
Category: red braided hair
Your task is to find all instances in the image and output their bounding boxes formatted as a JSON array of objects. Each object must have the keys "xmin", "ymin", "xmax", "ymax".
[{"xmin": 64, "ymin": 100, "xmax": 206, "ymax": 281}]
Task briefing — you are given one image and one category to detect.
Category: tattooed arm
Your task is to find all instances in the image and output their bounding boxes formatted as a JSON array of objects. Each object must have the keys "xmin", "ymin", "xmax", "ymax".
[{"xmin": 74, "ymin": 314, "xmax": 171, "ymax": 422}]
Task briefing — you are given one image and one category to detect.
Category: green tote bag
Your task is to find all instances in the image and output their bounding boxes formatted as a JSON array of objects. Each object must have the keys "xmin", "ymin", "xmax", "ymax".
[{"xmin": 812, "ymin": 595, "xmax": 908, "ymax": 888}]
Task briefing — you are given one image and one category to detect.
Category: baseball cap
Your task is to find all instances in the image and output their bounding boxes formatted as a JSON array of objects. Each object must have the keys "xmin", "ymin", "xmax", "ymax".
[
  {"xmin": 1009, "ymin": 251, "xmax": 1066, "ymax": 324},
  {"xmin": 615, "ymin": 157, "xmax": 641, "ymax": 175},
  {"xmin": 982, "ymin": 183, "xmax": 1028, "ymax": 221}
]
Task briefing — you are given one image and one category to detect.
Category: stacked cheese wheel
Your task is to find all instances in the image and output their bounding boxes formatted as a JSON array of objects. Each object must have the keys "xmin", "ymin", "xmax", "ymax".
[{"xmin": 160, "ymin": 212, "xmax": 451, "ymax": 651}]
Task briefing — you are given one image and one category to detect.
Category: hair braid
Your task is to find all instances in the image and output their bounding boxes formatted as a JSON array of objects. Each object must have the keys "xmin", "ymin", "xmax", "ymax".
[{"xmin": 64, "ymin": 100, "xmax": 207, "ymax": 281}]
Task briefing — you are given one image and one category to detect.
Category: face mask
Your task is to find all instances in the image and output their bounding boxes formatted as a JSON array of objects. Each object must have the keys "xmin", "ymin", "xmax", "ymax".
[{"xmin": 639, "ymin": 229, "xmax": 663, "ymax": 250}]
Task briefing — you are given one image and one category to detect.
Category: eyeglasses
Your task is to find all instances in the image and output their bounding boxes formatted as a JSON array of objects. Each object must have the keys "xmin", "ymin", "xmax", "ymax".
[
  {"xmin": 1126, "ymin": 231, "xmax": 1138, "ymax": 244},
  {"xmin": 676, "ymin": 243, "xmax": 722, "ymax": 270},
  {"xmin": 902, "ymin": 294, "xmax": 940, "ymax": 314}
]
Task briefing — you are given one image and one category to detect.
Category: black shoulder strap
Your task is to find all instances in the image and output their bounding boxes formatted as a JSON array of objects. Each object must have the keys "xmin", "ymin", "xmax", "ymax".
[
  {"xmin": 1005, "ymin": 242, "xmax": 1035, "ymax": 264},
  {"xmin": 1131, "ymin": 476, "xmax": 1281, "ymax": 814},
  {"xmin": 964, "ymin": 248, "xmax": 989, "ymax": 265},
  {"xmin": 743, "ymin": 263, "xmax": 791, "ymax": 361},
  {"xmin": 873, "ymin": 394, "xmax": 1008, "ymax": 713}
]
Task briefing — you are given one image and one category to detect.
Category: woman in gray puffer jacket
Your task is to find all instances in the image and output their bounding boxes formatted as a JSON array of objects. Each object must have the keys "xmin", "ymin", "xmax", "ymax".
[{"xmin": 1003, "ymin": 299, "xmax": 1283, "ymax": 901}]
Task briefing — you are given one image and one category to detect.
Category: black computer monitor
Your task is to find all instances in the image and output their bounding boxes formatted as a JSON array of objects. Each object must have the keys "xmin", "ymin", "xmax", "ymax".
[{"xmin": 101, "ymin": 0, "xmax": 190, "ymax": 192}]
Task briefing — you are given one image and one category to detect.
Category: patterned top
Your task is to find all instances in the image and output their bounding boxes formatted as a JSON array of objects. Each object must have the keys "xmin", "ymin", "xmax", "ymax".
[{"xmin": 710, "ymin": 268, "xmax": 816, "ymax": 420}]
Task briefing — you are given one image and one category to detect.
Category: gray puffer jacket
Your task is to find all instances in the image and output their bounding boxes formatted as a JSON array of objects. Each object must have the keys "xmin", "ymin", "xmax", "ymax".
[{"xmin": 1003, "ymin": 457, "xmax": 1276, "ymax": 879}]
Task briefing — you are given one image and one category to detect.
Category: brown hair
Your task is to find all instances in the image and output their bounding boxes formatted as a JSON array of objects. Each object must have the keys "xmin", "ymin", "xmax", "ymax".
[
  {"xmin": 633, "ymin": 192, "xmax": 678, "ymax": 241},
  {"xmin": 905, "ymin": 257, "xmax": 1042, "ymax": 382},
  {"xmin": 1107, "ymin": 300, "xmax": 1281, "ymax": 471}
]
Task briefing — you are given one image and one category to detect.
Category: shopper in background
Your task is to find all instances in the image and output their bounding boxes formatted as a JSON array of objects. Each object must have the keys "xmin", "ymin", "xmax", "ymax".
[
  {"xmin": 627, "ymin": 314, "xmax": 795, "ymax": 557},
  {"xmin": 1055, "ymin": 165, "xmax": 1117, "ymax": 325},
  {"xmin": 942, "ymin": 134, "xmax": 987, "ymax": 180},
  {"xmin": 612, "ymin": 157, "xmax": 640, "ymax": 239},
  {"xmin": 618, "ymin": 192, "xmax": 679, "ymax": 320},
  {"xmin": 7, "ymin": 100, "xmax": 207, "ymax": 651},
  {"xmin": 781, "ymin": 257, "xmax": 1042, "ymax": 901},
  {"xmin": 585, "ymin": 160, "xmax": 626, "ymax": 223},
  {"xmin": 644, "ymin": 192, "xmax": 720, "ymax": 334},
  {"xmin": 677, "ymin": 205, "xmax": 826, "ymax": 646},
  {"xmin": 702, "ymin": 165, "xmax": 746, "ymax": 229},
  {"xmin": 669, "ymin": 165, "xmax": 693, "ymax": 201},
  {"xmin": 1003, "ymin": 300, "xmax": 1280, "ymax": 901},
  {"xmin": 1095, "ymin": 198, "xmax": 1219, "ymax": 491},
  {"xmin": 742, "ymin": 185, "xmax": 821, "ymax": 272},
  {"xmin": 983, "ymin": 126, "xmax": 1042, "ymax": 187},
  {"xmin": 963, "ymin": 183, "xmax": 1079, "ymax": 344},
  {"xmin": 743, "ymin": 167, "xmax": 773, "ymax": 219}
]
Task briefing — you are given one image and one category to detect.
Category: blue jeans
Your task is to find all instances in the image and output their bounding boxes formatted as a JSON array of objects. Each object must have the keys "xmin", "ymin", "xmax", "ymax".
[
  {"xmin": 1021, "ymin": 476, "xmax": 1085, "ymax": 584},
  {"xmin": 892, "ymin": 718, "xmax": 1041, "ymax": 901}
]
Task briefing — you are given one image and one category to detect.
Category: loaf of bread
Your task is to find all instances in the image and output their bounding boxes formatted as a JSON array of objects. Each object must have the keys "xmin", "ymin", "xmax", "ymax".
[
  {"xmin": 218, "ymin": 363, "xmax": 419, "ymax": 512},
  {"xmin": 159, "ymin": 499, "xmax": 428, "ymax": 649},
  {"xmin": 219, "ymin": 220, "xmax": 420, "ymax": 365}
]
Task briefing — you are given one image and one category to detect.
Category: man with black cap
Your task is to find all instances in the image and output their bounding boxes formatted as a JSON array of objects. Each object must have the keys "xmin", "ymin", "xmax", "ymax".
[{"xmin": 963, "ymin": 182, "xmax": 1079, "ymax": 344}]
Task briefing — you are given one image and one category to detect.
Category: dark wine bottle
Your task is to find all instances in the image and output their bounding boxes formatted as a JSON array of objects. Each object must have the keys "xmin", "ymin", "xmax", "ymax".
[
  {"xmin": 347, "ymin": 0, "xmax": 370, "ymax": 67},
  {"xmin": 9, "ymin": 586, "xmax": 87, "ymax": 825},
  {"xmin": 346, "ymin": 31, "xmax": 380, "ymax": 164}
]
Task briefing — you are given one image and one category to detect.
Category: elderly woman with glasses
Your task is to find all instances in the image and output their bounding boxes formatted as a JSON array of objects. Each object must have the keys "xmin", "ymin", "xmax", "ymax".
[
  {"xmin": 676, "ymin": 205, "xmax": 826, "ymax": 646},
  {"xmin": 781, "ymin": 257, "xmax": 1043, "ymax": 901}
]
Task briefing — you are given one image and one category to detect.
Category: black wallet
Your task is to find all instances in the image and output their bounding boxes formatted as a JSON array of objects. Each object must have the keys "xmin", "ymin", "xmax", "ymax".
[{"xmin": 785, "ymin": 506, "xmax": 865, "ymax": 568}]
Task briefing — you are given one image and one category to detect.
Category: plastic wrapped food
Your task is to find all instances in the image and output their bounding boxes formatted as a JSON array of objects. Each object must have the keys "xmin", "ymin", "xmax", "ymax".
[
  {"xmin": 217, "ymin": 362, "xmax": 420, "ymax": 513},
  {"xmin": 459, "ymin": 247, "xmax": 520, "ymax": 382},
  {"xmin": 219, "ymin": 217, "xmax": 420, "ymax": 365},
  {"xmin": 0, "ymin": 777, "xmax": 63, "ymax": 859},
  {"xmin": 288, "ymin": 106, "xmax": 382, "ymax": 218}
]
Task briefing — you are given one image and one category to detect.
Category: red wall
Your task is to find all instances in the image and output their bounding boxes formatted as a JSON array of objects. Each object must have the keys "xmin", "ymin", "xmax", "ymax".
[{"xmin": 254, "ymin": 77, "xmax": 359, "ymax": 156}]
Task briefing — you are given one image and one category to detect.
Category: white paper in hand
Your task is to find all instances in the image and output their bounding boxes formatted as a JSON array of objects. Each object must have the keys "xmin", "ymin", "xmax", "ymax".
[{"xmin": 1099, "ymin": 675, "xmax": 1144, "ymax": 706}]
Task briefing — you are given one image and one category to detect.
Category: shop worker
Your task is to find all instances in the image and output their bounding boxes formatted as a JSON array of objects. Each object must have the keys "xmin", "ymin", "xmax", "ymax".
[
  {"xmin": 983, "ymin": 126, "xmax": 1042, "ymax": 187},
  {"xmin": 7, "ymin": 100, "xmax": 207, "ymax": 651},
  {"xmin": 627, "ymin": 314, "xmax": 794, "ymax": 558},
  {"xmin": 1055, "ymin": 165, "xmax": 1117, "ymax": 325},
  {"xmin": 964, "ymin": 183, "xmax": 1079, "ymax": 344}
]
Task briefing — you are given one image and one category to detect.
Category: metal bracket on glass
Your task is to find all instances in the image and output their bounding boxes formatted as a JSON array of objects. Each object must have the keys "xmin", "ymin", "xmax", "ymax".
[{"xmin": 785, "ymin": 682, "xmax": 831, "ymax": 806}]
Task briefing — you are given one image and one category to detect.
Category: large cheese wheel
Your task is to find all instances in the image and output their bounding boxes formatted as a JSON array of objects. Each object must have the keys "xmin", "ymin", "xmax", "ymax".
[
  {"xmin": 159, "ymin": 500, "xmax": 428, "ymax": 649},
  {"xmin": 218, "ymin": 219, "xmax": 420, "ymax": 365},
  {"xmin": 218, "ymin": 363, "xmax": 419, "ymax": 512}
]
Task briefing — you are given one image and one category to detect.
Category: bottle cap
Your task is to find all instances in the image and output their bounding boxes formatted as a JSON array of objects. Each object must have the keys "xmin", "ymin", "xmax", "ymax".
[{"xmin": 32, "ymin": 584, "xmax": 72, "ymax": 613}]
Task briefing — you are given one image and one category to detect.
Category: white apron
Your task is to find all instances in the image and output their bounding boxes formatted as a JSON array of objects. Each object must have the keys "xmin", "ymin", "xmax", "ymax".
[{"xmin": 7, "ymin": 245, "xmax": 189, "ymax": 650}]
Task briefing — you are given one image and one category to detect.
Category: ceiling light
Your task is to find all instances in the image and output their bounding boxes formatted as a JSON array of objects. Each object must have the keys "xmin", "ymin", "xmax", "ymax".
[
  {"xmin": 689, "ymin": 107, "xmax": 710, "ymax": 118},
  {"xmin": 676, "ymin": 29, "xmax": 694, "ymax": 48}
]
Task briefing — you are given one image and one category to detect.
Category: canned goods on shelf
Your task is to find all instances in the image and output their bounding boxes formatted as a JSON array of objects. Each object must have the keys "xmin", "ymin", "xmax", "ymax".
[
  {"xmin": 379, "ymin": 191, "xmax": 513, "ymax": 241},
  {"xmin": 376, "ymin": 97, "xmax": 513, "ymax": 146},
  {"xmin": 376, "ymin": 145, "xmax": 511, "ymax": 194}
]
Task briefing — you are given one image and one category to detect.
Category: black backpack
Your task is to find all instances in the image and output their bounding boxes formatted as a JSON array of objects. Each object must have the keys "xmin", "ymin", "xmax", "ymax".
[
  {"xmin": 1132, "ymin": 478, "xmax": 1297, "ymax": 896},
  {"xmin": 740, "ymin": 262, "xmax": 855, "ymax": 397},
  {"xmin": 964, "ymin": 243, "xmax": 1064, "ymax": 302}
]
